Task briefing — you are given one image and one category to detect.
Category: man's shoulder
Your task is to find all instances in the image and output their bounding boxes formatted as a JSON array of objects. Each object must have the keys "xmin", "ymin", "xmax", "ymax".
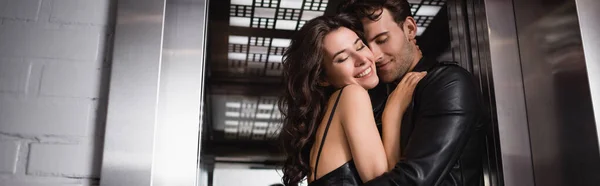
[
  {"xmin": 433, "ymin": 60, "xmax": 470, "ymax": 73},
  {"xmin": 428, "ymin": 61, "xmax": 474, "ymax": 83},
  {"xmin": 418, "ymin": 61, "xmax": 483, "ymax": 113}
]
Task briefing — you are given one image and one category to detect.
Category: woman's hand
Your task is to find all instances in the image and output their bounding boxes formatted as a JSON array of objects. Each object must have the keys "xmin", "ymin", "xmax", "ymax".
[
  {"xmin": 380, "ymin": 71, "xmax": 426, "ymax": 169},
  {"xmin": 385, "ymin": 71, "xmax": 427, "ymax": 115}
]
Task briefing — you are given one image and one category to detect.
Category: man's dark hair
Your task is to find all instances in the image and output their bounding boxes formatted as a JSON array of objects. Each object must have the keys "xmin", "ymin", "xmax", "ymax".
[{"xmin": 338, "ymin": 0, "xmax": 412, "ymax": 27}]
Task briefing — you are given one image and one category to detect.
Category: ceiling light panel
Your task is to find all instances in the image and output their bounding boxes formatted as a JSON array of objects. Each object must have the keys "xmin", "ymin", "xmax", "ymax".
[
  {"xmin": 280, "ymin": 0, "xmax": 302, "ymax": 9},
  {"xmin": 414, "ymin": 16, "xmax": 436, "ymax": 28},
  {"xmin": 417, "ymin": 27, "xmax": 427, "ymax": 36},
  {"xmin": 304, "ymin": 0, "xmax": 328, "ymax": 11},
  {"xmin": 252, "ymin": 121, "xmax": 269, "ymax": 140},
  {"xmin": 226, "ymin": 102, "xmax": 242, "ymax": 108},
  {"xmin": 238, "ymin": 120, "xmax": 253, "ymax": 139},
  {"xmin": 271, "ymin": 38, "xmax": 291, "ymax": 47},
  {"xmin": 301, "ymin": 10, "xmax": 324, "ymax": 21},
  {"xmin": 231, "ymin": 0, "xmax": 252, "ymax": 6},
  {"xmin": 229, "ymin": 0, "xmax": 329, "ymax": 31},
  {"xmin": 228, "ymin": 35, "xmax": 249, "ymax": 45},
  {"xmin": 277, "ymin": 8, "xmax": 301, "ymax": 20},
  {"xmin": 416, "ymin": 5, "xmax": 442, "ymax": 16},
  {"xmin": 253, "ymin": 129, "xmax": 267, "ymax": 135},
  {"xmin": 421, "ymin": 0, "xmax": 446, "ymax": 5},
  {"xmin": 225, "ymin": 120, "xmax": 239, "ymax": 126},
  {"xmin": 254, "ymin": 121, "xmax": 269, "ymax": 128},
  {"xmin": 266, "ymin": 122, "xmax": 282, "ymax": 139},
  {"xmin": 258, "ymin": 103, "xmax": 275, "ymax": 110},
  {"xmin": 227, "ymin": 36, "xmax": 289, "ymax": 75},
  {"xmin": 227, "ymin": 52, "xmax": 247, "ymax": 61},
  {"xmin": 225, "ymin": 111, "xmax": 240, "ymax": 118},
  {"xmin": 229, "ymin": 17, "xmax": 251, "ymax": 27},
  {"xmin": 240, "ymin": 99, "xmax": 257, "ymax": 118},
  {"xmin": 275, "ymin": 20, "xmax": 298, "ymax": 30},
  {"xmin": 213, "ymin": 95, "xmax": 284, "ymax": 140},
  {"xmin": 225, "ymin": 127, "xmax": 238, "ymax": 134},
  {"xmin": 254, "ymin": 7, "xmax": 276, "ymax": 18},
  {"xmin": 409, "ymin": 0, "xmax": 446, "ymax": 36}
]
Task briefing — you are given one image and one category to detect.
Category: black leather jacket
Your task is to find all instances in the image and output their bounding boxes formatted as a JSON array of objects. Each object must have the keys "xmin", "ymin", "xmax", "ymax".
[{"xmin": 366, "ymin": 57, "xmax": 487, "ymax": 186}]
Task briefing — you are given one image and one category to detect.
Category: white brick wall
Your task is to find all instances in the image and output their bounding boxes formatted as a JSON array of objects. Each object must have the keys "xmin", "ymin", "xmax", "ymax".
[
  {"xmin": 0, "ymin": 0, "xmax": 114, "ymax": 185},
  {"xmin": 0, "ymin": 141, "xmax": 20, "ymax": 174},
  {"xmin": 28, "ymin": 143, "xmax": 99, "ymax": 177},
  {"xmin": 40, "ymin": 61, "xmax": 103, "ymax": 98},
  {"xmin": 1, "ymin": 183, "xmax": 82, "ymax": 186},
  {"xmin": 0, "ymin": 95, "xmax": 92, "ymax": 136},
  {"xmin": 0, "ymin": 25, "xmax": 101, "ymax": 61},
  {"xmin": 50, "ymin": 0, "xmax": 110, "ymax": 25},
  {"xmin": 0, "ymin": 0, "xmax": 42, "ymax": 21},
  {"xmin": 0, "ymin": 60, "xmax": 31, "ymax": 94}
]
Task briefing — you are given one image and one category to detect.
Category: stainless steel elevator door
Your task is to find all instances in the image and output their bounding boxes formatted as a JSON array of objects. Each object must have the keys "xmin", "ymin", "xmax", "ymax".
[{"xmin": 513, "ymin": 0, "xmax": 600, "ymax": 185}]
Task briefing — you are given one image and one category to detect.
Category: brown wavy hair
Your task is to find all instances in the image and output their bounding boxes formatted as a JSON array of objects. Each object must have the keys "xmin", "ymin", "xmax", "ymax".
[{"xmin": 278, "ymin": 14, "xmax": 363, "ymax": 186}]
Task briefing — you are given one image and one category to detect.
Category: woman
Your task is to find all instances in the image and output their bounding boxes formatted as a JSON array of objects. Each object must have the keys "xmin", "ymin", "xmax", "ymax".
[{"xmin": 278, "ymin": 14, "xmax": 426, "ymax": 186}]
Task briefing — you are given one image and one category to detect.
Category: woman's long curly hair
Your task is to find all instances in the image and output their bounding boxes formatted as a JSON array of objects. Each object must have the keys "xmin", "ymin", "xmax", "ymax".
[{"xmin": 278, "ymin": 14, "xmax": 363, "ymax": 186}]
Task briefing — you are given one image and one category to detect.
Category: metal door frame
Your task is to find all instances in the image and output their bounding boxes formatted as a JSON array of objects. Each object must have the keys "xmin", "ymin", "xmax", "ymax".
[
  {"xmin": 575, "ymin": 0, "xmax": 600, "ymax": 152},
  {"xmin": 99, "ymin": 0, "xmax": 209, "ymax": 185},
  {"xmin": 448, "ymin": 0, "xmax": 537, "ymax": 185},
  {"xmin": 481, "ymin": 0, "xmax": 536, "ymax": 185}
]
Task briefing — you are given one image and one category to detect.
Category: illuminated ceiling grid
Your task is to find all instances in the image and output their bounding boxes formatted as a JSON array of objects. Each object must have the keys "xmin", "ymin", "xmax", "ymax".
[
  {"xmin": 224, "ymin": 0, "xmax": 446, "ymax": 77},
  {"xmin": 227, "ymin": 34, "xmax": 290, "ymax": 76},
  {"xmin": 229, "ymin": 0, "xmax": 328, "ymax": 30},
  {"xmin": 411, "ymin": 0, "xmax": 446, "ymax": 36},
  {"xmin": 218, "ymin": 95, "xmax": 283, "ymax": 141}
]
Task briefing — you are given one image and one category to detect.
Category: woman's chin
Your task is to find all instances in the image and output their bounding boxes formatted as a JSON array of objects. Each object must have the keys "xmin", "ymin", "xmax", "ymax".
[{"xmin": 361, "ymin": 78, "xmax": 379, "ymax": 90}]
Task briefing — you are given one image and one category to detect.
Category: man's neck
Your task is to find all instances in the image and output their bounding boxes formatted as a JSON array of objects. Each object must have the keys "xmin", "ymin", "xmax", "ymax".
[
  {"xmin": 392, "ymin": 55, "xmax": 424, "ymax": 85},
  {"xmin": 409, "ymin": 55, "xmax": 423, "ymax": 72}
]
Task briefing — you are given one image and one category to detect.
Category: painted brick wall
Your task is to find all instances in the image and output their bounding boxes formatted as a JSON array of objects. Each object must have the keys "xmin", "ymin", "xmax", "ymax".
[{"xmin": 0, "ymin": 0, "xmax": 114, "ymax": 185}]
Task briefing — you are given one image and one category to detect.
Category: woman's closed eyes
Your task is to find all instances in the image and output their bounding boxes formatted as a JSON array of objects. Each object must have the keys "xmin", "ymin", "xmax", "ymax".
[{"xmin": 335, "ymin": 42, "xmax": 368, "ymax": 63}]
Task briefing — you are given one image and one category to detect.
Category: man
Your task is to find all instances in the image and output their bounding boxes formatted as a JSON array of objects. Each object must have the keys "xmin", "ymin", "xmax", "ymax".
[{"xmin": 338, "ymin": 0, "xmax": 488, "ymax": 186}]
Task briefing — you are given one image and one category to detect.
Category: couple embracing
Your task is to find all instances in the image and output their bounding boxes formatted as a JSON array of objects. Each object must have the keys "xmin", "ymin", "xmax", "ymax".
[{"xmin": 278, "ymin": 0, "xmax": 487, "ymax": 186}]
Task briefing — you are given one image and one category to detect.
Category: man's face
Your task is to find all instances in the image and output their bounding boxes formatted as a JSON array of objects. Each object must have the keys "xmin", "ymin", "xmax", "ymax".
[{"xmin": 361, "ymin": 8, "xmax": 417, "ymax": 83}]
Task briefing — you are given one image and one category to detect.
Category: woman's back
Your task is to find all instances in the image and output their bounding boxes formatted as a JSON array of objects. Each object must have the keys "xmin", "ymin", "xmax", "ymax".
[
  {"xmin": 308, "ymin": 88, "xmax": 354, "ymax": 182},
  {"xmin": 308, "ymin": 161, "xmax": 362, "ymax": 186},
  {"xmin": 308, "ymin": 85, "xmax": 381, "ymax": 185}
]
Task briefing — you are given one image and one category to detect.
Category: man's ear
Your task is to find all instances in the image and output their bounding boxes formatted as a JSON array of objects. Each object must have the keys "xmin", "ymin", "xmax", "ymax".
[{"xmin": 403, "ymin": 16, "xmax": 418, "ymax": 40}]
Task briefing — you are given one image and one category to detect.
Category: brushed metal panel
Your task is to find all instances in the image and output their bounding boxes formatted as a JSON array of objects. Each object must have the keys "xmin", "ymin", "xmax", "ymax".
[
  {"xmin": 447, "ymin": 1, "xmax": 505, "ymax": 185},
  {"xmin": 575, "ymin": 0, "xmax": 600, "ymax": 152},
  {"xmin": 482, "ymin": 0, "xmax": 535, "ymax": 185},
  {"xmin": 100, "ymin": 0, "xmax": 166, "ymax": 185},
  {"xmin": 513, "ymin": 0, "xmax": 600, "ymax": 185},
  {"xmin": 151, "ymin": 0, "xmax": 208, "ymax": 185}
]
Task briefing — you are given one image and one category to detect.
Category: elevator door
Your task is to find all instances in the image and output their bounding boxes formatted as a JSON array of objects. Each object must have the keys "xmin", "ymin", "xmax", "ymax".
[{"xmin": 465, "ymin": 0, "xmax": 600, "ymax": 185}]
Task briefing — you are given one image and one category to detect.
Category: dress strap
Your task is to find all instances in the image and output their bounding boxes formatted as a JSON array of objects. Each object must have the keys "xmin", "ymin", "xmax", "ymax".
[{"xmin": 313, "ymin": 86, "xmax": 346, "ymax": 181}]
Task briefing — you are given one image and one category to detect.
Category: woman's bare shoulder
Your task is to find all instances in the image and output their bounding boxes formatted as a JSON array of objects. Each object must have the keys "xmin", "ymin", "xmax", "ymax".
[
  {"xmin": 339, "ymin": 84, "xmax": 369, "ymax": 101},
  {"xmin": 337, "ymin": 84, "xmax": 372, "ymax": 115}
]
